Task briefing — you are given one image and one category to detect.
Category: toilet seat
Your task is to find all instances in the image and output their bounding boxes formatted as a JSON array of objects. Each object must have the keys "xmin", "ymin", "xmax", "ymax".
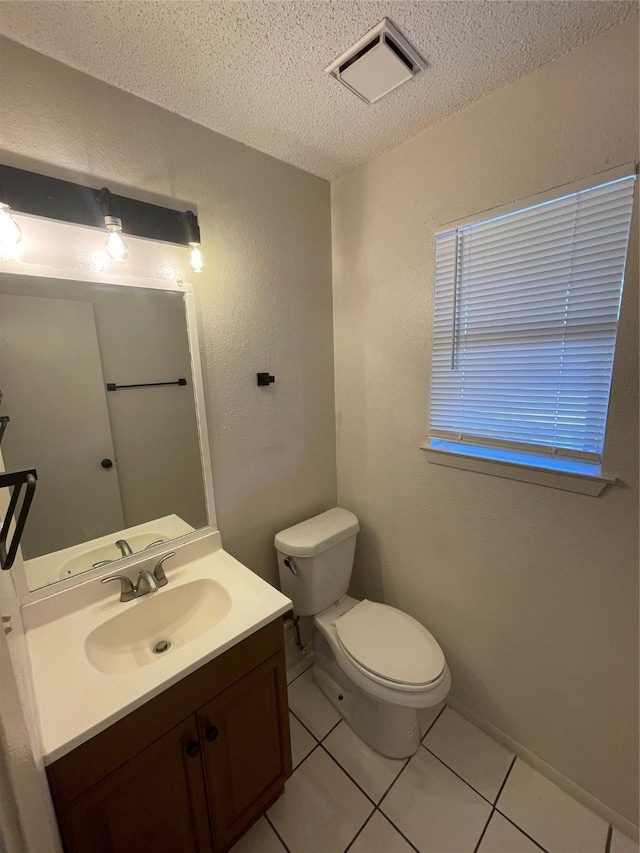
[{"xmin": 334, "ymin": 600, "xmax": 445, "ymax": 691}]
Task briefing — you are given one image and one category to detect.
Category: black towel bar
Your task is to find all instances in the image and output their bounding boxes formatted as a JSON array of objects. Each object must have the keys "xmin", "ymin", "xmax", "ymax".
[
  {"xmin": 106, "ymin": 378, "xmax": 187, "ymax": 391},
  {"xmin": 0, "ymin": 468, "xmax": 38, "ymax": 571}
]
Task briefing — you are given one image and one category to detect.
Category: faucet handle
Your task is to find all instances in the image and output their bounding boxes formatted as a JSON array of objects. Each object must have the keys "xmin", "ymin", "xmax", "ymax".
[
  {"xmin": 101, "ymin": 574, "xmax": 136, "ymax": 602},
  {"xmin": 153, "ymin": 552, "xmax": 176, "ymax": 586}
]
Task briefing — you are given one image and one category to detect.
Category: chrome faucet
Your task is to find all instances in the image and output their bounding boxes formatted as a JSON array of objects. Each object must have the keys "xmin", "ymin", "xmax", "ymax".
[
  {"xmin": 101, "ymin": 553, "xmax": 176, "ymax": 602},
  {"xmin": 136, "ymin": 569, "xmax": 158, "ymax": 595},
  {"xmin": 115, "ymin": 539, "xmax": 134, "ymax": 557}
]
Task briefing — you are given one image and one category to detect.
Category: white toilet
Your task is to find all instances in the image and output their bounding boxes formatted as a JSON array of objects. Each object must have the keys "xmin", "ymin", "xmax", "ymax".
[{"xmin": 275, "ymin": 507, "xmax": 451, "ymax": 758}]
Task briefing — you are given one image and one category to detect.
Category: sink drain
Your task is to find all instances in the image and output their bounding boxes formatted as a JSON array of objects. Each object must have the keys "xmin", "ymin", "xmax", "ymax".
[{"xmin": 153, "ymin": 639, "xmax": 171, "ymax": 654}]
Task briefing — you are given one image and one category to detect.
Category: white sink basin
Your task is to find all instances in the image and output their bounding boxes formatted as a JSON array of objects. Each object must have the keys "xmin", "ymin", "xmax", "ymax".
[{"xmin": 85, "ymin": 578, "xmax": 232, "ymax": 675}]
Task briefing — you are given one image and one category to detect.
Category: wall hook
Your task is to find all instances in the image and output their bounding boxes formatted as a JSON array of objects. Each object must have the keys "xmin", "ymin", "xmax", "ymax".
[{"xmin": 257, "ymin": 373, "xmax": 275, "ymax": 387}]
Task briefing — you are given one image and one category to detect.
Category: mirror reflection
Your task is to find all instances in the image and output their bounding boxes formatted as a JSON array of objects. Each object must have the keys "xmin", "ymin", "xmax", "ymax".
[{"xmin": 0, "ymin": 273, "xmax": 209, "ymax": 591}]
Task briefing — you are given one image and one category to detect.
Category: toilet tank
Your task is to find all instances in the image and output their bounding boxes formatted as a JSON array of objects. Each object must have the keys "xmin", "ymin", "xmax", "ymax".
[{"xmin": 275, "ymin": 508, "xmax": 359, "ymax": 616}]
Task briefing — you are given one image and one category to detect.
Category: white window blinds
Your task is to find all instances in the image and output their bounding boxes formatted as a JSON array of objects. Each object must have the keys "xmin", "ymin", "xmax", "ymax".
[{"xmin": 429, "ymin": 169, "xmax": 636, "ymax": 469}]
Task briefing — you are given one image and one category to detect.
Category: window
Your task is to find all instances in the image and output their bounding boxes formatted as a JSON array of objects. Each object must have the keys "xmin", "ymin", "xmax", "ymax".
[{"xmin": 427, "ymin": 165, "xmax": 636, "ymax": 481}]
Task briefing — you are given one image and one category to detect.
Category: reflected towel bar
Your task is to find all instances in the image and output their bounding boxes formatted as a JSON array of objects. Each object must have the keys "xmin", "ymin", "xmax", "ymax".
[{"xmin": 106, "ymin": 378, "xmax": 187, "ymax": 391}]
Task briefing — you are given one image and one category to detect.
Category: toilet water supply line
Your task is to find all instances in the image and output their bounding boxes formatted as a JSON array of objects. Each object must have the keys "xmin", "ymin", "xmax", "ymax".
[{"xmin": 284, "ymin": 613, "xmax": 305, "ymax": 652}]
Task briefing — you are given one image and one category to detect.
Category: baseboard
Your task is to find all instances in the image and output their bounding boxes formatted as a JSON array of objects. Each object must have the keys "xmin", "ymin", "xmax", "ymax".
[{"xmin": 448, "ymin": 696, "xmax": 639, "ymax": 843}]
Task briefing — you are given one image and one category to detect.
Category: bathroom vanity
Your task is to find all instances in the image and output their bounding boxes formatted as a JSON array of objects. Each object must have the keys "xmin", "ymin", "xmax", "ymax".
[
  {"xmin": 46, "ymin": 619, "xmax": 290, "ymax": 853},
  {"xmin": 19, "ymin": 533, "xmax": 292, "ymax": 853}
]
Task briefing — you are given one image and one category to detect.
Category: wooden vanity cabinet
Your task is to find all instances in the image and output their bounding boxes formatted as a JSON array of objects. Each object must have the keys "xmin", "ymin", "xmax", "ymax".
[
  {"xmin": 198, "ymin": 654, "xmax": 289, "ymax": 850},
  {"xmin": 46, "ymin": 620, "xmax": 292, "ymax": 853},
  {"xmin": 59, "ymin": 716, "xmax": 213, "ymax": 853}
]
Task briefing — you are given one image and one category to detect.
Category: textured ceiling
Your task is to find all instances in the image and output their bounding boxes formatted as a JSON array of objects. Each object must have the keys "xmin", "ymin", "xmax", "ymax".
[{"xmin": 0, "ymin": 1, "xmax": 637, "ymax": 179}]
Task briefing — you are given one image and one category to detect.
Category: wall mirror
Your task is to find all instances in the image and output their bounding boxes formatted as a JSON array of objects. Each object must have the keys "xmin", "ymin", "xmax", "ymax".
[{"xmin": 0, "ymin": 268, "xmax": 214, "ymax": 593}]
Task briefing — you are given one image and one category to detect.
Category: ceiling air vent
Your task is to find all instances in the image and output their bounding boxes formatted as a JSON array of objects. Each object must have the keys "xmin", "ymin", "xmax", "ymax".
[{"xmin": 325, "ymin": 18, "xmax": 426, "ymax": 105}]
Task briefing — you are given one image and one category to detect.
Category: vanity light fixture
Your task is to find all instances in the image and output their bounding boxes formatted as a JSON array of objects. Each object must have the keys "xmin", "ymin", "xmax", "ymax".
[
  {"xmin": 0, "ymin": 202, "xmax": 23, "ymax": 260},
  {"xmin": 97, "ymin": 188, "xmax": 129, "ymax": 262},
  {"xmin": 0, "ymin": 164, "xmax": 205, "ymax": 269},
  {"xmin": 184, "ymin": 210, "xmax": 205, "ymax": 273}
]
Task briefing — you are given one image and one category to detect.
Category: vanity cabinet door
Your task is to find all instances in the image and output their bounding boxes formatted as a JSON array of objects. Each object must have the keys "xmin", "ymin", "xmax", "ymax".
[
  {"xmin": 198, "ymin": 650, "xmax": 291, "ymax": 852},
  {"xmin": 58, "ymin": 716, "xmax": 213, "ymax": 853}
]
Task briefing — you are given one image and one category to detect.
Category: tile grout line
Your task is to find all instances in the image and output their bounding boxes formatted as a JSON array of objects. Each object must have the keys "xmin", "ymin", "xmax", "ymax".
[
  {"xmin": 264, "ymin": 812, "xmax": 292, "ymax": 853},
  {"xmin": 492, "ymin": 809, "xmax": 550, "ymax": 853},
  {"xmin": 374, "ymin": 807, "xmax": 423, "ymax": 853},
  {"xmin": 494, "ymin": 755, "xmax": 517, "ymax": 806},
  {"xmin": 369, "ymin": 754, "xmax": 410, "ymax": 807},
  {"xmin": 319, "ymin": 742, "xmax": 378, "ymax": 808},
  {"xmin": 289, "ymin": 706, "xmax": 319, "ymax": 743},
  {"xmin": 472, "ymin": 757, "xmax": 517, "ymax": 853},
  {"xmin": 287, "ymin": 713, "xmax": 342, "ymax": 775},
  {"xmin": 421, "ymin": 743, "xmax": 496, "ymax": 806},
  {"xmin": 422, "ymin": 703, "xmax": 447, "ymax": 739},
  {"xmin": 604, "ymin": 824, "xmax": 613, "ymax": 853},
  {"xmin": 377, "ymin": 750, "xmax": 415, "ymax": 812},
  {"xmin": 291, "ymin": 739, "xmax": 321, "ymax": 773},
  {"xmin": 377, "ymin": 704, "xmax": 447, "ymax": 808},
  {"xmin": 288, "ymin": 701, "xmax": 338, "ymax": 744},
  {"xmin": 472, "ymin": 810, "xmax": 496, "ymax": 853},
  {"xmin": 321, "ymin": 717, "xmax": 343, "ymax": 743},
  {"xmin": 285, "ymin": 658, "xmax": 314, "ymax": 688},
  {"xmin": 343, "ymin": 809, "xmax": 376, "ymax": 853}
]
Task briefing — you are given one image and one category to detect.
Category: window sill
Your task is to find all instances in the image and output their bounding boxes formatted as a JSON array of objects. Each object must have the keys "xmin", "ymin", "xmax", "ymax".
[{"xmin": 421, "ymin": 443, "xmax": 615, "ymax": 496}]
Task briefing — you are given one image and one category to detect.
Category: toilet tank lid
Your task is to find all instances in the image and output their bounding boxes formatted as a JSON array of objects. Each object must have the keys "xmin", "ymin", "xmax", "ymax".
[{"xmin": 274, "ymin": 508, "xmax": 359, "ymax": 557}]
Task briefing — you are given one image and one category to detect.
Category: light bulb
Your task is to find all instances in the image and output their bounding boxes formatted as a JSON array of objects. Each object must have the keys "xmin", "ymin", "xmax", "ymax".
[
  {"xmin": 104, "ymin": 215, "xmax": 128, "ymax": 261},
  {"xmin": 189, "ymin": 242, "xmax": 204, "ymax": 273},
  {"xmin": 0, "ymin": 203, "xmax": 23, "ymax": 261}
]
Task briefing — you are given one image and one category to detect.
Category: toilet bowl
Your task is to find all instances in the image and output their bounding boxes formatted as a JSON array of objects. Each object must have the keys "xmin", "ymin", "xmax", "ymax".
[{"xmin": 275, "ymin": 508, "xmax": 450, "ymax": 758}]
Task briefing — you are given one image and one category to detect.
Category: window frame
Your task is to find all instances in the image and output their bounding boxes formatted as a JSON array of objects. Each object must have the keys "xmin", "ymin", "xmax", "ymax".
[{"xmin": 422, "ymin": 163, "xmax": 637, "ymax": 496}]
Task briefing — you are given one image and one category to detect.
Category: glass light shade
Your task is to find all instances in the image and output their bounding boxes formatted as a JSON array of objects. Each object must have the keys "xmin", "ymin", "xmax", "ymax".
[
  {"xmin": 189, "ymin": 243, "xmax": 204, "ymax": 273},
  {"xmin": 105, "ymin": 228, "xmax": 128, "ymax": 261}
]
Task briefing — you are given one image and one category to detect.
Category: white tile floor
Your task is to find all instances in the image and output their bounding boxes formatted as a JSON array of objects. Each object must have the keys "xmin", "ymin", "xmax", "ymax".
[{"xmin": 232, "ymin": 662, "xmax": 639, "ymax": 853}]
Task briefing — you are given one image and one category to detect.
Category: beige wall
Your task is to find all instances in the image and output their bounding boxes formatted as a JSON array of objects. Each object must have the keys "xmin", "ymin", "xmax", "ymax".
[
  {"xmin": 332, "ymin": 18, "xmax": 639, "ymax": 828},
  {"xmin": 0, "ymin": 37, "xmax": 337, "ymax": 587}
]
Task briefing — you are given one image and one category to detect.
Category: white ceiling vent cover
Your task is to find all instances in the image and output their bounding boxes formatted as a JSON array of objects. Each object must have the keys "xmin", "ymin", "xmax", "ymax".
[{"xmin": 325, "ymin": 18, "xmax": 426, "ymax": 105}]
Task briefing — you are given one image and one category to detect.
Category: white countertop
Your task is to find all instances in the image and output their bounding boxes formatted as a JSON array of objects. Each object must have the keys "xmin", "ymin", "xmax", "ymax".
[{"xmin": 22, "ymin": 532, "xmax": 291, "ymax": 764}]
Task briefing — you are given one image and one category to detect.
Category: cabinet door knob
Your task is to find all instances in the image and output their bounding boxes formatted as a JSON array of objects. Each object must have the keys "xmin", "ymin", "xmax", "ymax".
[
  {"xmin": 101, "ymin": 458, "xmax": 113, "ymax": 469},
  {"xmin": 186, "ymin": 741, "xmax": 200, "ymax": 758},
  {"xmin": 205, "ymin": 725, "xmax": 218, "ymax": 742}
]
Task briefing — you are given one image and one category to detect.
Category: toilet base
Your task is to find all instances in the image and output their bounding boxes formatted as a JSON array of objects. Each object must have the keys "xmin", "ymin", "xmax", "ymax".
[{"xmin": 313, "ymin": 633, "xmax": 422, "ymax": 759}]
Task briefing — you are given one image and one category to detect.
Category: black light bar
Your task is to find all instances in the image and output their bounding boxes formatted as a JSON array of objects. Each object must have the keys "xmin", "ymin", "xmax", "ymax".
[{"xmin": 0, "ymin": 164, "xmax": 200, "ymax": 247}]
